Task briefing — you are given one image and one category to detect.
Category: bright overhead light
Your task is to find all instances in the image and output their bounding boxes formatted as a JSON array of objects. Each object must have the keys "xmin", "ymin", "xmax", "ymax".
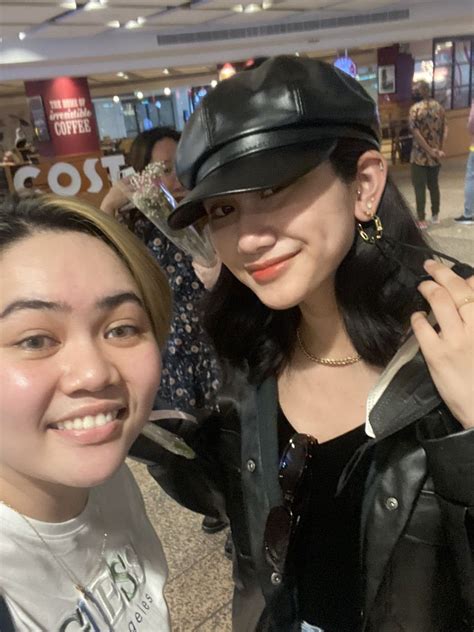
[
  {"xmin": 136, "ymin": 91, "xmax": 144, "ymax": 99},
  {"xmin": 164, "ymin": 87, "xmax": 171, "ymax": 96},
  {"xmin": 117, "ymin": 71, "xmax": 125, "ymax": 77},
  {"xmin": 233, "ymin": 2, "xmax": 270, "ymax": 11},
  {"xmin": 211, "ymin": 80, "xmax": 218, "ymax": 88},
  {"xmin": 136, "ymin": 16, "xmax": 146, "ymax": 25},
  {"xmin": 163, "ymin": 68, "xmax": 170, "ymax": 75},
  {"xmin": 112, "ymin": 95, "xmax": 120, "ymax": 103},
  {"xmin": 244, "ymin": 4, "xmax": 261, "ymax": 12},
  {"xmin": 84, "ymin": 0, "xmax": 106, "ymax": 11},
  {"xmin": 18, "ymin": 32, "xmax": 26, "ymax": 40},
  {"xmin": 295, "ymin": 51, "xmax": 300, "ymax": 57},
  {"xmin": 60, "ymin": 1, "xmax": 77, "ymax": 8},
  {"xmin": 106, "ymin": 20, "xmax": 121, "ymax": 28},
  {"xmin": 124, "ymin": 20, "xmax": 141, "ymax": 29}
]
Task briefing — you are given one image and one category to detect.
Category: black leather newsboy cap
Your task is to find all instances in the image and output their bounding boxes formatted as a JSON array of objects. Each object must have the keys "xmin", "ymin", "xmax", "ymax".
[{"xmin": 169, "ymin": 55, "xmax": 381, "ymax": 229}]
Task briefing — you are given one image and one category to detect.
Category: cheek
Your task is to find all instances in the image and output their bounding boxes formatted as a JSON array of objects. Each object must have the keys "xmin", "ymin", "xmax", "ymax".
[
  {"xmin": 123, "ymin": 343, "xmax": 161, "ymax": 405},
  {"xmin": 210, "ymin": 224, "xmax": 237, "ymax": 267},
  {"xmin": 0, "ymin": 363, "xmax": 54, "ymax": 465},
  {"xmin": 0, "ymin": 362, "xmax": 54, "ymax": 425}
]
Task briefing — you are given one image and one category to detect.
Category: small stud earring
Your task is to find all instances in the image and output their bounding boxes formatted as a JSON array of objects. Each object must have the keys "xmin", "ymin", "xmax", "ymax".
[
  {"xmin": 356, "ymin": 189, "xmax": 361, "ymax": 198},
  {"xmin": 367, "ymin": 201, "xmax": 373, "ymax": 211}
]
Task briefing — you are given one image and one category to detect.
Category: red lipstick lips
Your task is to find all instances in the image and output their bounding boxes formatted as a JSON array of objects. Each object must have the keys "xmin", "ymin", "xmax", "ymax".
[{"xmin": 246, "ymin": 252, "xmax": 298, "ymax": 283}]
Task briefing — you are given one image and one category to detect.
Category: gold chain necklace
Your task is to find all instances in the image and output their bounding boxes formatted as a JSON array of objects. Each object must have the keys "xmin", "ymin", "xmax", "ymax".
[
  {"xmin": 296, "ymin": 328, "xmax": 362, "ymax": 366},
  {"xmin": 0, "ymin": 499, "xmax": 108, "ymax": 598}
]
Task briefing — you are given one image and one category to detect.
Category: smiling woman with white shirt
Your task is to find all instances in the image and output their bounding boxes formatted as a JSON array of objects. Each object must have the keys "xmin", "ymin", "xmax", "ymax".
[{"xmin": 0, "ymin": 194, "xmax": 172, "ymax": 631}]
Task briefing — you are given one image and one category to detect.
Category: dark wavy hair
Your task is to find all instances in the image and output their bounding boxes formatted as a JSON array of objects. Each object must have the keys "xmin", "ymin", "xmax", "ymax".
[
  {"xmin": 124, "ymin": 126, "xmax": 181, "ymax": 239},
  {"xmin": 129, "ymin": 126, "xmax": 181, "ymax": 173},
  {"xmin": 203, "ymin": 139, "xmax": 431, "ymax": 383}
]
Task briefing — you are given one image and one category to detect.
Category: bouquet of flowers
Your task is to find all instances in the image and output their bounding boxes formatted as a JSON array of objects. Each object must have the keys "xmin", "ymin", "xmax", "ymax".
[{"xmin": 124, "ymin": 161, "xmax": 216, "ymax": 267}]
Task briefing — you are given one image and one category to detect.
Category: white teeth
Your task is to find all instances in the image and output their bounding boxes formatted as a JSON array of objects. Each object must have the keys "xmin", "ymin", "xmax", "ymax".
[
  {"xmin": 83, "ymin": 415, "xmax": 95, "ymax": 429},
  {"xmin": 95, "ymin": 413, "xmax": 107, "ymax": 427},
  {"xmin": 54, "ymin": 410, "xmax": 120, "ymax": 431}
]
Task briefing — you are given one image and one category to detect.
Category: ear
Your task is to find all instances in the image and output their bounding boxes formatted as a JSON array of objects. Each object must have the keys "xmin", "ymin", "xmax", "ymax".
[{"xmin": 353, "ymin": 150, "xmax": 388, "ymax": 223}]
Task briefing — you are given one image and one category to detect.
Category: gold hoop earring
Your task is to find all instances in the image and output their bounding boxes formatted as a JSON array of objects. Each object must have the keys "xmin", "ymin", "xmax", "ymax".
[{"xmin": 357, "ymin": 215, "xmax": 384, "ymax": 243}]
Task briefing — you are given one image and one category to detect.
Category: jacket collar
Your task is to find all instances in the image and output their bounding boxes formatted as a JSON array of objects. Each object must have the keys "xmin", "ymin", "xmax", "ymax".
[{"xmin": 365, "ymin": 332, "xmax": 441, "ymax": 441}]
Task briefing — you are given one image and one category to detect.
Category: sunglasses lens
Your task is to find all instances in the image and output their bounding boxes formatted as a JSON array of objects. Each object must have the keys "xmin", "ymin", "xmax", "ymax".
[
  {"xmin": 264, "ymin": 505, "xmax": 292, "ymax": 569},
  {"xmin": 279, "ymin": 434, "xmax": 314, "ymax": 499}
]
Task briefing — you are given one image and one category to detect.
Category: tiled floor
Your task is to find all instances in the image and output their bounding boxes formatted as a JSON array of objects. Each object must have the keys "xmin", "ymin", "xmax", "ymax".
[{"xmin": 129, "ymin": 155, "xmax": 473, "ymax": 631}]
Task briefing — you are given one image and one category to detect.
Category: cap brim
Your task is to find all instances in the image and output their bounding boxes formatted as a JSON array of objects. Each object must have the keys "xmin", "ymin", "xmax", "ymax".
[{"xmin": 168, "ymin": 139, "xmax": 337, "ymax": 229}]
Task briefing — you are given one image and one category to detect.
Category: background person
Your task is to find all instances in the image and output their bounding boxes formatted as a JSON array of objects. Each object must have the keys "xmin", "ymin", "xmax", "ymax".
[
  {"xmin": 0, "ymin": 194, "xmax": 172, "ymax": 630},
  {"xmin": 409, "ymin": 79, "xmax": 447, "ymax": 229},
  {"xmin": 101, "ymin": 127, "xmax": 225, "ymax": 536},
  {"xmin": 455, "ymin": 99, "xmax": 474, "ymax": 225},
  {"xmin": 145, "ymin": 56, "xmax": 474, "ymax": 632}
]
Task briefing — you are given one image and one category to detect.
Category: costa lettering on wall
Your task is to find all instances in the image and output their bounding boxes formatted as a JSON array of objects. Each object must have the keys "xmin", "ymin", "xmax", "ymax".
[
  {"xmin": 24, "ymin": 77, "xmax": 100, "ymax": 157},
  {"xmin": 3, "ymin": 154, "xmax": 126, "ymax": 208}
]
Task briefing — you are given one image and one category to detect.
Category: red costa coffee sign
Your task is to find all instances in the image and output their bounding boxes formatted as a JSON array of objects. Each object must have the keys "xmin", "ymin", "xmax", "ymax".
[{"xmin": 24, "ymin": 77, "xmax": 100, "ymax": 157}]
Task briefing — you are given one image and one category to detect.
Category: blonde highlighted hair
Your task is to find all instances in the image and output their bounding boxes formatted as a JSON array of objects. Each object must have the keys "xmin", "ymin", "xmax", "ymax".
[{"xmin": 0, "ymin": 193, "xmax": 171, "ymax": 348}]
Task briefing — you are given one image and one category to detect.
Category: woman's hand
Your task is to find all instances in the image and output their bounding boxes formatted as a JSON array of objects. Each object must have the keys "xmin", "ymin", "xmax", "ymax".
[
  {"xmin": 411, "ymin": 259, "xmax": 474, "ymax": 429},
  {"xmin": 100, "ymin": 180, "xmax": 130, "ymax": 216}
]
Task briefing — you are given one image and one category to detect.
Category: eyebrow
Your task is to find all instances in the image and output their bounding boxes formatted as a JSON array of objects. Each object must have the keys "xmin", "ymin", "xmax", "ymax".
[
  {"xmin": 96, "ymin": 292, "xmax": 144, "ymax": 311},
  {"xmin": 0, "ymin": 292, "xmax": 144, "ymax": 320},
  {"xmin": 0, "ymin": 300, "xmax": 70, "ymax": 320}
]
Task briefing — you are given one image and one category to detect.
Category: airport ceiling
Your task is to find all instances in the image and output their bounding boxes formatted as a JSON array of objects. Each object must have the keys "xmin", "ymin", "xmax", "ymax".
[{"xmin": 0, "ymin": 0, "xmax": 472, "ymax": 97}]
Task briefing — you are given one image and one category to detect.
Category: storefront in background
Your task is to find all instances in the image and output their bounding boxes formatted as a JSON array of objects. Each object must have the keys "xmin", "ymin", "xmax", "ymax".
[{"xmin": 93, "ymin": 92, "xmax": 175, "ymax": 141}]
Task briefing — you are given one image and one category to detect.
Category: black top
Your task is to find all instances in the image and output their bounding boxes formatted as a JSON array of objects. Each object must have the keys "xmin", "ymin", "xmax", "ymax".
[{"xmin": 278, "ymin": 408, "xmax": 369, "ymax": 632}]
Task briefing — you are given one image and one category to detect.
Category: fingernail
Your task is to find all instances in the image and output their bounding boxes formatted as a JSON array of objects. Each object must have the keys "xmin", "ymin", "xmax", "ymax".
[{"xmin": 424, "ymin": 259, "xmax": 436, "ymax": 268}]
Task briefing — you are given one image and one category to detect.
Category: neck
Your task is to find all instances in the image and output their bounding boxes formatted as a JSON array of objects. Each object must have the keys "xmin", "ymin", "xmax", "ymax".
[
  {"xmin": 299, "ymin": 283, "xmax": 357, "ymax": 358},
  {"xmin": 0, "ymin": 468, "xmax": 89, "ymax": 523}
]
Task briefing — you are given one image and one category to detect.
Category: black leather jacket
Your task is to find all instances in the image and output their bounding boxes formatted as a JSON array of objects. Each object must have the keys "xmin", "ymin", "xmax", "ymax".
[{"xmin": 132, "ymin": 352, "xmax": 474, "ymax": 632}]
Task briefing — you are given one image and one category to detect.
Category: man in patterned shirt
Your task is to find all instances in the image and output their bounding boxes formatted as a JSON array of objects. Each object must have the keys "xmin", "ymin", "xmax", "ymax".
[{"xmin": 409, "ymin": 80, "xmax": 447, "ymax": 228}]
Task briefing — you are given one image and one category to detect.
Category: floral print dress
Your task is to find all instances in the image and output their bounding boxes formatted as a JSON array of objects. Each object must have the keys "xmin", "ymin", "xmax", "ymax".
[{"xmin": 126, "ymin": 213, "xmax": 221, "ymax": 412}]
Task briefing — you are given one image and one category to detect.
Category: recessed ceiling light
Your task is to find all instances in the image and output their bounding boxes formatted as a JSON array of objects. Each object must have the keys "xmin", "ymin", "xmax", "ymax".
[
  {"xmin": 84, "ymin": 1, "xmax": 106, "ymax": 11},
  {"xmin": 125, "ymin": 20, "xmax": 141, "ymax": 29},
  {"xmin": 136, "ymin": 91, "xmax": 144, "ymax": 99},
  {"xmin": 106, "ymin": 20, "xmax": 121, "ymax": 28},
  {"xmin": 18, "ymin": 32, "xmax": 26, "ymax": 40},
  {"xmin": 211, "ymin": 80, "xmax": 218, "ymax": 88},
  {"xmin": 117, "ymin": 71, "xmax": 125, "ymax": 77},
  {"xmin": 112, "ymin": 95, "xmax": 120, "ymax": 103},
  {"xmin": 262, "ymin": 0, "xmax": 273, "ymax": 8},
  {"xmin": 244, "ymin": 3, "xmax": 261, "ymax": 12},
  {"xmin": 122, "ymin": 74, "xmax": 129, "ymax": 80},
  {"xmin": 295, "ymin": 52, "xmax": 300, "ymax": 56},
  {"xmin": 232, "ymin": 4, "xmax": 244, "ymax": 12},
  {"xmin": 164, "ymin": 87, "xmax": 171, "ymax": 96},
  {"xmin": 136, "ymin": 16, "xmax": 146, "ymax": 25},
  {"xmin": 163, "ymin": 68, "xmax": 170, "ymax": 75},
  {"xmin": 60, "ymin": 1, "xmax": 77, "ymax": 8}
]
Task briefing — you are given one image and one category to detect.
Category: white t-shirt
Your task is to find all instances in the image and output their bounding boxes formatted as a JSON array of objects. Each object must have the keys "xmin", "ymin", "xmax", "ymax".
[{"xmin": 0, "ymin": 465, "xmax": 171, "ymax": 632}]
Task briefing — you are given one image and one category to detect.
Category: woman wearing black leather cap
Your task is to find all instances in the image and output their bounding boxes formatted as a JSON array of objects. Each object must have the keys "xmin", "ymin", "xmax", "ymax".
[{"xmin": 142, "ymin": 56, "xmax": 474, "ymax": 632}]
